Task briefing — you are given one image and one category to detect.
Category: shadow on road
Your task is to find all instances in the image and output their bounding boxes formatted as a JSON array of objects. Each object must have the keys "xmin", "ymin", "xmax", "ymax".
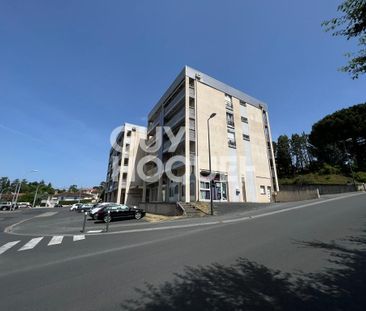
[{"xmin": 121, "ymin": 231, "xmax": 366, "ymax": 310}]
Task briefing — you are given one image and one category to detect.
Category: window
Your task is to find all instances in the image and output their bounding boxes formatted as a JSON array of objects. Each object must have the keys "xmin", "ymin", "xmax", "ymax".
[
  {"xmin": 260, "ymin": 185, "xmax": 266, "ymax": 195},
  {"xmin": 227, "ymin": 130, "xmax": 236, "ymax": 148},
  {"xmin": 267, "ymin": 186, "xmax": 271, "ymax": 196},
  {"xmin": 200, "ymin": 181, "xmax": 210, "ymax": 189},
  {"xmin": 189, "ymin": 78, "xmax": 194, "ymax": 88},
  {"xmin": 243, "ymin": 134, "xmax": 250, "ymax": 141},
  {"xmin": 225, "ymin": 94, "xmax": 233, "ymax": 110},
  {"xmin": 226, "ymin": 112, "xmax": 235, "ymax": 127},
  {"xmin": 241, "ymin": 116, "xmax": 248, "ymax": 123},
  {"xmin": 240, "ymin": 100, "xmax": 247, "ymax": 107}
]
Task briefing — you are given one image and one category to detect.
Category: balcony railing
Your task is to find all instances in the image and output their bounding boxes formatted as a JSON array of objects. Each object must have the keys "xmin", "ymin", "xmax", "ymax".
[
  {"xmin": 164, "ymin": 88, "xmax": 185, "ymax": 117},
  {"xmin": 227, "ymin": 120, "xmax": 235, "ymax": 127},
  {"xmin": 189, "ymin": 129, "xmax": 195, "ymax": 141},
  {"xmin": 226, "ymin": 102, "xmax": 233, "ymax": 110},
  {"xmin": 189, "ymin": 87, "xmax": 195, "ymax": 98},
  {"xmin": 189, "ymin": 107, "xmax": 195, "ymax": 118},
  {"xmin": 228, "ymin": 140, "xmax": 236, "ymax": 148},
  {"xmin": 165, "ymin": 108, "xmax": 185, "ymax": 129}
]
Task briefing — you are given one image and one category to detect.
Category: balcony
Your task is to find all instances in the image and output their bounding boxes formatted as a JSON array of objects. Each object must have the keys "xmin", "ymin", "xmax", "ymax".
[
  {"xmin": 189, "ymin": 107, "xmax": 195, "ymax": 118},
  {"xmin": 163, "ymin": 138, "xmax": 185, "ymax": 153},
  {"xmin": 226, "ymin": 102, "xmax": 233, "ymax": 110},
  {"xmin": 147, "ymin": 118, "xmax": 160, "ymax": 135},
  {"xmin": 164, "ymin": 108, "xmax": 185, "ymax": 130},
  {"xmin": 227, "ymin": 120, "xmax": 235, "ymax": 128},
  {"xmin": 189, "ymin": 129, "xmax": 195, "ymax": 141},
  {"xmin": 164, "ymin": 88, "xmax": 185, "ymax": 117},
  {"xmin": 228, "ymin": 140, "xmax": 236, "ymax": 148},
  {"xmin": 189, "ymin": 86, "xmax": 195, "ymax": 98}
]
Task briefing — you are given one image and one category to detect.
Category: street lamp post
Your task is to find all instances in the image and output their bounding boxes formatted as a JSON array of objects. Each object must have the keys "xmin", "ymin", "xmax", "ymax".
[
  {"xmin": 342, "ymin": 138, "xmax": 356, "ymax": 189},
  {"xmin": 207, "ymin": 113, "xmax": 217, "ymax": 216},
  {"xmin": 32, "ymin": 184, "xmax": 41, "ymax": 208}
]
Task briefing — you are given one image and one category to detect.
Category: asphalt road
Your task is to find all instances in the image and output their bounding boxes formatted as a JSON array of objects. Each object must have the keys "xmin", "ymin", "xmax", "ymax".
[{"xmin": 1, "ymin": 192, "xmax": 366, "ymax": 310}]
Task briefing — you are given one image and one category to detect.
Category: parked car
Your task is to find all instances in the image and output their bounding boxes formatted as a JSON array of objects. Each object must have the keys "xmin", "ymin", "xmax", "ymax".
[
  {"xmin": 88, "ymin": 202, "xmax": 115, "ymax": 219},
  {"xmin": 18, "ymin": 202, "xmax": 31, "ymax": 208},
  {"xmin": 94, "ymin": 204, "xmax": 145, "ymax": 223},
  {"xmin": 70, "ymin": 203, "xmax": 82, "ymax": 211},
  {"xmin": 0, "ymin": 202, "xmax": 12, "ymax": 211},
  {"xmin": 76, "ymin": 203, "xmax": 94, "ymax": 213}
]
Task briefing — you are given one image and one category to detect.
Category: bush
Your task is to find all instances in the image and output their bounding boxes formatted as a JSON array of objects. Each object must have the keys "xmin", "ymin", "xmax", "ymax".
[
  {"xmin": 355, "ymin": 172, "xmax": 366, "ymax": 183},
  {"xmin": 318, "ymin": 163, "xmax": 341, "ymax": 175}
]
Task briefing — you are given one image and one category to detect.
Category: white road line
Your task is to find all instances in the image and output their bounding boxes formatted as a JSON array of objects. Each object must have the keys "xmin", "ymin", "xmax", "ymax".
[
  {"xmin": 18, "ymin": 237, "xmax": 43, "ymax": 251},
  {"xmin": 73, "ymin": 235, "xmax": 85, "ymax": 241},
  {"xmin": 36, "ymin": 212, "xmax": 58, "ymax": 217},
  {"xmin": 48, "ymin": 236, "xmax": 63, "ymax": 246},
  {"xmin": 0, "ymin": 241, "xmax": 20, "ymax": 255},
  {"xmin": 87, "ymin": 230, "xmax": 103, "ymax": 233}
]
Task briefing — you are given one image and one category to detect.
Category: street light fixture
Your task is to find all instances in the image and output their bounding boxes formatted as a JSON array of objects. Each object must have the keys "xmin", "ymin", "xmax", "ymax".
[{"xmin": 207, "ymin": 113, "xmax": 217, "ymax": 216}]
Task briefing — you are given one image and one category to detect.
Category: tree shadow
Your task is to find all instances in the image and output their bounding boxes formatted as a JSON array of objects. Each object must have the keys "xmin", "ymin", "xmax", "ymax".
[{"xmin": 121, "ymin": 232, "xmax": 366, "ymax": 310}]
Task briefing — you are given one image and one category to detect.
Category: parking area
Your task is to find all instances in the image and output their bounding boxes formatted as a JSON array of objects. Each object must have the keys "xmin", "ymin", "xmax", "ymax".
[{"xmin": 2, "ymin": 206, "xmax": 184, "ymax": 236}]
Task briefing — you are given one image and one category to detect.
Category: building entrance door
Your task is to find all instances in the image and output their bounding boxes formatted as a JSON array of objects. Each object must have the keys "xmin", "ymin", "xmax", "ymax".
[{"xmin": 213, "ymin": 182, "xmax": 227, "ymax": 201}]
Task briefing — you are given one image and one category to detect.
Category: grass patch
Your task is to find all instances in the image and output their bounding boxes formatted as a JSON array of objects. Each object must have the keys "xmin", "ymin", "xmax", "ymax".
[{"xmin": 279, "ymin": 173, "xmax": 354, "ymax": 185}]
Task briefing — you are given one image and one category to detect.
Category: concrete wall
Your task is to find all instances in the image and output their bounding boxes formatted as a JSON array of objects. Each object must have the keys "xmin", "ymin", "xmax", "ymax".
[
  {"xmin": 279, "ymin": 184, "xmax": 358, "ymax": 195},
  {"xmin": 139, "ymin": 202, "xmax": 184, "ymax": 216},
  {"xmin": 274, "ymin": 189, "xmax": 320, "ymax": 202}
]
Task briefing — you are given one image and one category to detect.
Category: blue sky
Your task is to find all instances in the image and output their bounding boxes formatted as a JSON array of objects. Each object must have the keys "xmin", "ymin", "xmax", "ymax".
[{"xmin": 0, "ymin": 0, "xmax": 365, "ymax": 188}]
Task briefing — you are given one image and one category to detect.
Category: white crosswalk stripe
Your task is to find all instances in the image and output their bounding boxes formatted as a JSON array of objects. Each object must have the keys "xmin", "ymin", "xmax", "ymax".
[
  {"xmin": 18, "ymin": 237, "xmax": 44, "ymax": 251},
  {"xmin": 0, "ymin": 235, "xmax": 86, "ymax": 255},
  {"xmin": 73, "ymin": 235, "xmax": 85, "ymax": 241},
  {"xmin": 0, "ymin": 241, "xmax": 20, "ymax": 254},
  {"xmin": 48, "ymin": 235, "xmax": 63, "ymax": 246}
]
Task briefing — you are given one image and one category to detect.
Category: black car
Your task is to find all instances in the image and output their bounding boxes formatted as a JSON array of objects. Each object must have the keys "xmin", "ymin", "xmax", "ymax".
[
  {"xmin": 76, "ymin": 203, "xmax": 95, "ymax": 213},
  {"xmin": 94, "ymin": 204, "xmax": 145, "ymax": 223}
]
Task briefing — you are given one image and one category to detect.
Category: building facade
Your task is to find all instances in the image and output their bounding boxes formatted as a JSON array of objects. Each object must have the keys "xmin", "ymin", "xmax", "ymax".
[
  {"xmin": 143, "ymin": 66, "xmax": 278, "ymax": 203},
  {"xmin": 104, "ymin": 123, "xmax": 147, "ymax": 205}
]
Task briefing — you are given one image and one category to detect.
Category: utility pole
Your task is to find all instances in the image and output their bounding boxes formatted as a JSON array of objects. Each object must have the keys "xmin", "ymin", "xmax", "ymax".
[{"xmin": 32, "ymin": 184, "xmax": 41, "ymax": 208}]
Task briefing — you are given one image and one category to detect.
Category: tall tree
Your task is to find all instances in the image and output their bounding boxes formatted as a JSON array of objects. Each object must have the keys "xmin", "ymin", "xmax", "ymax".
[
  {"xmin": 323, "ymin": 0, "xmax": 366, "ymax": 79},
  {"xmin": 275, "ymin": 135, "xmax": 293, "ymax": 178},
  {"xmin": 309, "ymin": 103, "xmax": 366, "ymax": 170}
]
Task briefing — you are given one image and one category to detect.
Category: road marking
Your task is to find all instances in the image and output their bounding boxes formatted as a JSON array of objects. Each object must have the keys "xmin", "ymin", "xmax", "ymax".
[
  {"xmin": 73, "ymin": 235, "xmax": 85, "ymax": 241},
  {"xmin": 36, "ymin": 212, "xmax": 58, "ymax": 217},
  {"xmin": 0, "ymin": 241, "xmax": 20, "ymax": 254},
  {"xmin": 87, "ymin": 230, "xmax": 103, "ymax": 233},
  {"xmin": 48, "ymin": 236, "xmax": 63, "ymax": 246},
  {"xmin": 18, "ymin": 237, "xmax": 43, "ymax": 251}
]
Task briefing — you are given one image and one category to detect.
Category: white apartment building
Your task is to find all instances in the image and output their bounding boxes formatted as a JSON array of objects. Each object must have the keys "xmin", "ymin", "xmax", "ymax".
[
  {"xmin": 142, "ymin": 66, "xmax": 278, "ymax": 204},
  {"xmin": 104, "ymin": 123, "xmax": 147, "ymax": 205}
]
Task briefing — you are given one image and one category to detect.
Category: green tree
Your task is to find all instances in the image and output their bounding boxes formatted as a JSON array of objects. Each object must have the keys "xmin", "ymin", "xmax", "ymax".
[
  {"xmin": 323, "ymin": 0, "xmax": 366, "ymax": 79},
  {"xmin": 309, "ymin": 103, "xmax": 366, "ymax": 170},
  {"xmin": 275, "ymin": 135, "xmax": 293, "ymax": 178},
  {"xmin": 68, "ymin": 184, "xmax": 78, "ymax": 193}
]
